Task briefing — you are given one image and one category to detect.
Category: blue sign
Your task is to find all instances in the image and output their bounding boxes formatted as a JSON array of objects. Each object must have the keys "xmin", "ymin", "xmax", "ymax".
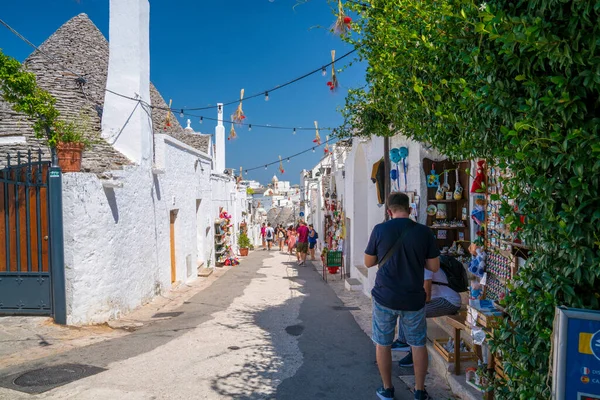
[
  {"xmin": 299, "ymin": 211, "xmax": 304, "ymax": 217},
  {"xmin": 554, "ymin": 308, "xmax": 600, "ymax": 400}
]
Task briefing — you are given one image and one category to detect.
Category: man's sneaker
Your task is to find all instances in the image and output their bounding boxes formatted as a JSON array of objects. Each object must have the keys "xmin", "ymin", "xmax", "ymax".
[
  {"xmin": 376, "ymin": 386, "xmax": 395, "ymax": 400},
  {"xmin": 398, "ymin": 352, "xmax": 413, "ymax": 367},
  {"xmin": 414, "ymin": 389, "xmax": 430, "ymax": 400},
  {"xmin": 391, "ymin": 340, "xmax": 411, "ymax": 352}
]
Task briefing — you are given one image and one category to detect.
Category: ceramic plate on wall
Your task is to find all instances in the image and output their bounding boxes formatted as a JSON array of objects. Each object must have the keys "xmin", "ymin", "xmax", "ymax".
[{"xmin": 426, "ymin": 204, "xmax": 437, "ymax": 216}]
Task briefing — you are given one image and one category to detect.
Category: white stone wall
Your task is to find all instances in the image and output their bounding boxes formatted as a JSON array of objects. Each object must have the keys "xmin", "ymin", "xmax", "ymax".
[{"xmin": 62, "ymin": 135, "xmax": 214, "ymax": 325}]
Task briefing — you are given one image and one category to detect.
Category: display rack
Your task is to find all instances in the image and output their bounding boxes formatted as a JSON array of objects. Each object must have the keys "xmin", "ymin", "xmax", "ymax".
[
  {"xmin": 483, "ymin": 165, "xmax": 530, "ymax": 300},
  {"xmin": 423, "ymin": 159, "xmax": 471, "ymax": 263}
]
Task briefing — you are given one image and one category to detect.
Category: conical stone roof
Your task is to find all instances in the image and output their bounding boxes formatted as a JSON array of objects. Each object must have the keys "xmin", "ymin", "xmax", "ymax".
[{"xmin": 0, "ymin": 13, "xmax": 203, "ymax": 172}]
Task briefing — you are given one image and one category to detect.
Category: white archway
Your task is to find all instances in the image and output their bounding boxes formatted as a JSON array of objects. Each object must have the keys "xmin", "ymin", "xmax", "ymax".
[{"xmin": 352, "ymin": 145, "xmax": 369, "ymax": 271}]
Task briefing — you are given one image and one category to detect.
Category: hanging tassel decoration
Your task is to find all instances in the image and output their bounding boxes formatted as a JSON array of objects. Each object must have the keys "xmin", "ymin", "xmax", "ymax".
[
  {"xmin": 228, "ymin": 124, "xmax": 237, "ymax": 140},
  {"xmin": 164, "ymin": 99, "xmax": 173, "ymax": 130},
  {"xmin": 231, "ymin": 89, "xmax": 246, "ymax": 124},
  {"xmin": 313, "ymin": 121, "xmax": 321, "ymax": 145},
  {"xmin": 279, "ymin": 156, "xmax": 285, "ymax": 174},
  {"xmin": 327, "ymin": 50, "xmax": 339, "ymax": 91},
  {"xmin": 332, "ymin": 0, "xmax": 352, "ymax": 35},
  {"xmin": 324, "ymin": 135, "xmax": 330, "ymax": 154}
]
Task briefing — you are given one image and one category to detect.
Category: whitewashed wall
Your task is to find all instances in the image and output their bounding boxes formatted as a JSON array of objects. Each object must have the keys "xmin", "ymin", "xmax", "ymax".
[{"xmin": 62, "ymin": 135, "xmax": 213, "ymax": 325}]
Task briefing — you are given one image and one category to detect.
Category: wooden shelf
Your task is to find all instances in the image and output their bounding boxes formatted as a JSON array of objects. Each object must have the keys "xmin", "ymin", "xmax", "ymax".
[
  {"xmin": 428, "ymin": 199, "xmax": 464, "ymax": 203},
  {"xmin": 501, "ymin": 240, "xmax": 530, "ymax": 250},
  {"xmin": 429, "ymin": 226, "xmax": 467, "ymax": 230}
]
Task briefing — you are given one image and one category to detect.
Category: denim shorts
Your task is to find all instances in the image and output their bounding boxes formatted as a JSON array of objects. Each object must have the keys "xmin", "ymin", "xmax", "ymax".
[{"xmin": 371, "ymin": 299, "xmax": 426, "ymax": 347}]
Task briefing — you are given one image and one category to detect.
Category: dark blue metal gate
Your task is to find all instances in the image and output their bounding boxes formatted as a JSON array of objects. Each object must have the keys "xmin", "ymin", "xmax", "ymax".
[{"xmin": 0, "ymin": 150, "xmax": 53, "ymax": 315}]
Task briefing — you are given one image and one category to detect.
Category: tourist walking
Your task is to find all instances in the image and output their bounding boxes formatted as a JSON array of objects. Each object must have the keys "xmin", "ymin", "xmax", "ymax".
[
  {"xmin": 265, "ymin": 223, "xmax": 275, "ymax": 251},
  {"xmin": 287, "ymin": 225, "xmax": 296, "ymax": 255},
  {"xmin": 308, "ymin": 224, "xmax": 318, "ymax": 261},
  {"xmin": 277, "ymin": 224, "xmax": 286, "ymax": 252},
  {"xmin": 260, "ymin": 223, "xmax": 266, "ymax": 249},
  {"xmin": 364, "ymin": 192, "xmax": 440, "ymax": 400},
  {"xmin": 296, "ymin": 220, "xmax": 309, "ymax": 266}
]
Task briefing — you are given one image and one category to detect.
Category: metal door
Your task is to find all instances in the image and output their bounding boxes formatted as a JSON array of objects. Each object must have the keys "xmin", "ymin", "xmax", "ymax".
[{"xmin": 0, "ymin": 151, "xmax": 52, "ymax": 315}]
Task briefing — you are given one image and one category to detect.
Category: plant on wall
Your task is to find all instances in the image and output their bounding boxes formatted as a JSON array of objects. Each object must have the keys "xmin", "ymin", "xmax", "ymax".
[
  {"xmin": 339, "ymin": 0, "xmax": 600, "ymax": 398},
  {"xmin": 0, "ymin": 49, "xmax": 60, "ymax": 146}
]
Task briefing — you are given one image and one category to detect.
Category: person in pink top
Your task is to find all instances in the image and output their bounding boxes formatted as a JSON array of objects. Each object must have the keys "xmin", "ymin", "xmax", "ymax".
[
  {"xmin": 260, "ymin": 223, "xmax": 266, "ymax": 249},
  {"xmin": 296, "ymin": 220, "xmax": 309, "ymax": 266}
]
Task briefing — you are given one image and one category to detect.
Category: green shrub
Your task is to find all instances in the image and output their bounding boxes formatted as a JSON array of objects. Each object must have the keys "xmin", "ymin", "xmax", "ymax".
[{"xmin": 238, "ymin": 232, "xmax": 251, "ymax": 249}]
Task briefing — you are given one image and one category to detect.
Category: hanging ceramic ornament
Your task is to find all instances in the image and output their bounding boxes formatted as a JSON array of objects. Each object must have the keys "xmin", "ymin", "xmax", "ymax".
[
  {"xmin": 389, "ymin": 148, "xmax": 401, "ymax": 192},
  {"xmin": 279, "ymin": 156, "xmax": 285, "ymax": 174},
  {"xmin": 231, "ymin": 89, "xmax": 246, "ymax": 124},
  {"xmin": 442, "ymin": 168, "xmax": 450, "ymax": 193},
  {"xmin": 435, "ymin": 181, "xmax": 444, "ymax": 200},
  {"xmin": 454, "ymin": 169, "xmax": 463, "ymax": 200},
  {"xmin": 313, "ymin": 121, "xmax": 321, "ymax": 145},
  {"xmin": 427, "ymin": 163, "xmax": 440, "ymax": 188},
  {"xmin": 327, "ymin": 50, "xmax": 339, "ymax": 91},
  {"xmin": 228, "ymin": 124, "xmax": 237, "ymax": 140},
  {"xmin": 164, "ymin": 99, "xmax": 173, "ymax": 130},
  {"xmin": 332, "ymin": 0, "xmax": 352, "ymax": 35},
  {"xmin": 324, "ymin": 135, "xmax": 330, "ymax": 154},
  {"xmin": 399, "ymin": 147, "xmax": 409, "ymax": 191}
]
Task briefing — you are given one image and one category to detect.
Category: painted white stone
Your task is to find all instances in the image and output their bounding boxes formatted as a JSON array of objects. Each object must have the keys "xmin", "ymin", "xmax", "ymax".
[
  {"xmin": 101, "ymin": 0, "xmax": 153, "ymax": 165},
  {"xmin": 214, "ymin": 104, "xmax": 225, "ymax": 175}
]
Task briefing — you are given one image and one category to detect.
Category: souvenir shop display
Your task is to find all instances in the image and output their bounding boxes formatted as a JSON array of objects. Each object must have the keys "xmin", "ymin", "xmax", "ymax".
[
  {"xmin": 436, "ymin": 203, "xmax": 447, "ymax": 219},
  {"xmin": 214, "ymin": 209, "xmax": 239, "ymax": 267},
  {"xmin": 423, "ymin": 159, "xmax": 471, "ymax": 255},
  {"xmin": 460, "ymin": 160, "xmax": 532, "ymax": 394},
  {"xmin": 323, "ymin": 192, "xmax": 345, "ymax": 253}
]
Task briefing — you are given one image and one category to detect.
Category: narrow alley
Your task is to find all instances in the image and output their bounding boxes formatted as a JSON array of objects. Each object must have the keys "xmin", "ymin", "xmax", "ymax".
[{"xmin": 0, "ymin": 252, "xmax": 414, "ymax": 400}]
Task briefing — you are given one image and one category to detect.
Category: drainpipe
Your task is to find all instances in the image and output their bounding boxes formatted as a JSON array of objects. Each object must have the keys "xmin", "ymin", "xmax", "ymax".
[{"xmin": 384, "ymin": 136, "xmax": 391, "ymax": 221}]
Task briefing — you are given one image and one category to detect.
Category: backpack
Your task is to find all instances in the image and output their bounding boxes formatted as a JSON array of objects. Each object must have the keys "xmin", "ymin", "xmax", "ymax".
[
  {"xmin": 434, "ymin": 255, "xmax": 469, "ymax": 293},
  {"xmin": 266, "ymin": 229, "xmax": 273, "ymax": 239}
]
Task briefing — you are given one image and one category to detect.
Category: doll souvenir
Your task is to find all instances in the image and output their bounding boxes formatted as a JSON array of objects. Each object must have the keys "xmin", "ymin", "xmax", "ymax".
[{"xmin": 471, "ymin": 160, "xmax": 486, "ymax": 193}]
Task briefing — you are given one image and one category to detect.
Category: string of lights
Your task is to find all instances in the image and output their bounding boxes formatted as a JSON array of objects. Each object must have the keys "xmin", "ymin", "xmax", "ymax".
[
  {"xmin": 1, "ymin": 17, "xmax": 358, "ymax": 117},
  {"xmin": 0, "ymin": 18, "xmax": 342, "ymax": 133},
  {"xmin": 243, "ymin": 134, "xmax": 346, "ymax": 174}
]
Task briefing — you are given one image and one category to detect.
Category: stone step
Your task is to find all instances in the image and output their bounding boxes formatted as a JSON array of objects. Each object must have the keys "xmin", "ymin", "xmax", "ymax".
[
  {"xmin": 198, "ymin": 268, "xmax": 213, "ymax": 278},
  {"xmin": 345, "ymin": 278, "xmax": 362, "ymax": 292},
  {"xmin": 355, "ymin": 265, "xmax": 368, "ymax": 279}
]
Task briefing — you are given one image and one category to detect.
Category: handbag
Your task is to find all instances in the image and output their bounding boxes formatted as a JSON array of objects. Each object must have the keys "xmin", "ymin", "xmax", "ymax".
[{"xmin": 377, "ymin": 220, "xmax": 416, "ymax": 267}]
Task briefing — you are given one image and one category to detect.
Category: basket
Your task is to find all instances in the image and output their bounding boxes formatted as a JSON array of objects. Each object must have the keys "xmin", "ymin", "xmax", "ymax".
[{"xmin": 433, "ymin": 338, "xmax": 478, "ymax": 363}]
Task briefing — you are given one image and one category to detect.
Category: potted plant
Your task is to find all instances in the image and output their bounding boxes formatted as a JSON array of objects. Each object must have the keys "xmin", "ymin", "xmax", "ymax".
[
  {"xmin": 238, "ymin": 232, "xmax": 251, "ymax": 256},
  {"xmin": 54, "ymin": 112, "xmax": 98, "ymax": 172}
]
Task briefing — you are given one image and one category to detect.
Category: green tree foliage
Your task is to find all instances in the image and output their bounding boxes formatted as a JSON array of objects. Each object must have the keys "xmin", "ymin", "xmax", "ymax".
[
  {"xmin": 341, "ymin": 0, "xmax": 600, "ymax": 397},
  {"xmin": 0, "ymin": 49, "xmax": 60, "ymax": 146}
]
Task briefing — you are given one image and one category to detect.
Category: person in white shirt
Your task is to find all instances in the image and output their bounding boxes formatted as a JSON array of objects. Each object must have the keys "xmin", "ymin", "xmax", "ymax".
[{"xmin": 394, "ymin": 267, "xmax": 462, "ymax": 367}]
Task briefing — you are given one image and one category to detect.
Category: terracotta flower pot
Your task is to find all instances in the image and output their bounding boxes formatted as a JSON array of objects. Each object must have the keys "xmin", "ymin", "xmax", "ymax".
[
  {"xmin": 57, "ymin": 142, "xmax": 85, "ymax": 172},
  {"xmin": 240, "ymin": 248, "xmax": 249, "ymax": 257}
]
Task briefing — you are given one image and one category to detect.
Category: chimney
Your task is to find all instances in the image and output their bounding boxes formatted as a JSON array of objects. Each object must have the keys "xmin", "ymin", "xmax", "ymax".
[
  {"xmin": 214, "ymin": 103, "xmax": 225, "ymax": 174},
  {"xmin": 101, "ymin": 0, "xmax": 153, "ymax": 165}
]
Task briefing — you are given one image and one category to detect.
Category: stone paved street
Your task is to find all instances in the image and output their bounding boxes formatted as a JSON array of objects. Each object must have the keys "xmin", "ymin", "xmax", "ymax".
[{"xmin": 0, "ymin": 251, "xmax": 418, "ymax": 400}]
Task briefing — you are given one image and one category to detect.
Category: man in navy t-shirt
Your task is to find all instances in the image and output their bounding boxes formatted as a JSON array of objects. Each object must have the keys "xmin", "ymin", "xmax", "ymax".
[{"xmin": 365, "ymin": 192, "xmax": 440, "ymax": 400}]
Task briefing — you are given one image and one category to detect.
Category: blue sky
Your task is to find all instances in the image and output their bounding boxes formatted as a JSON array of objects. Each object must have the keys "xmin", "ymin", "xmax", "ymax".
[{"xmin": 0, "ymin": 0, "xmax": 365, "ymax": 185}]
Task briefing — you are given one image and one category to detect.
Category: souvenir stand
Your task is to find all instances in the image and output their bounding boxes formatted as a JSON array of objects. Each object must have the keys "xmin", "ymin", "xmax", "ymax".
[
  {"xmin": 462, "ymin": 161, "xmax": 529, "ymax": 394},
  {"xmin": 321, "ymin": 190, "xmax": 345, "ymax": 276},
  {"xmin": 214, "ymin": 209, "xmax": 240, "ymax": 267},
  {"xmin": 422, "ymin": 158, "xmax": 488, "ymax": 386},
  {"xmin": 422, "ymin": 159, "xmax": 471, "ymax": 264}
]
